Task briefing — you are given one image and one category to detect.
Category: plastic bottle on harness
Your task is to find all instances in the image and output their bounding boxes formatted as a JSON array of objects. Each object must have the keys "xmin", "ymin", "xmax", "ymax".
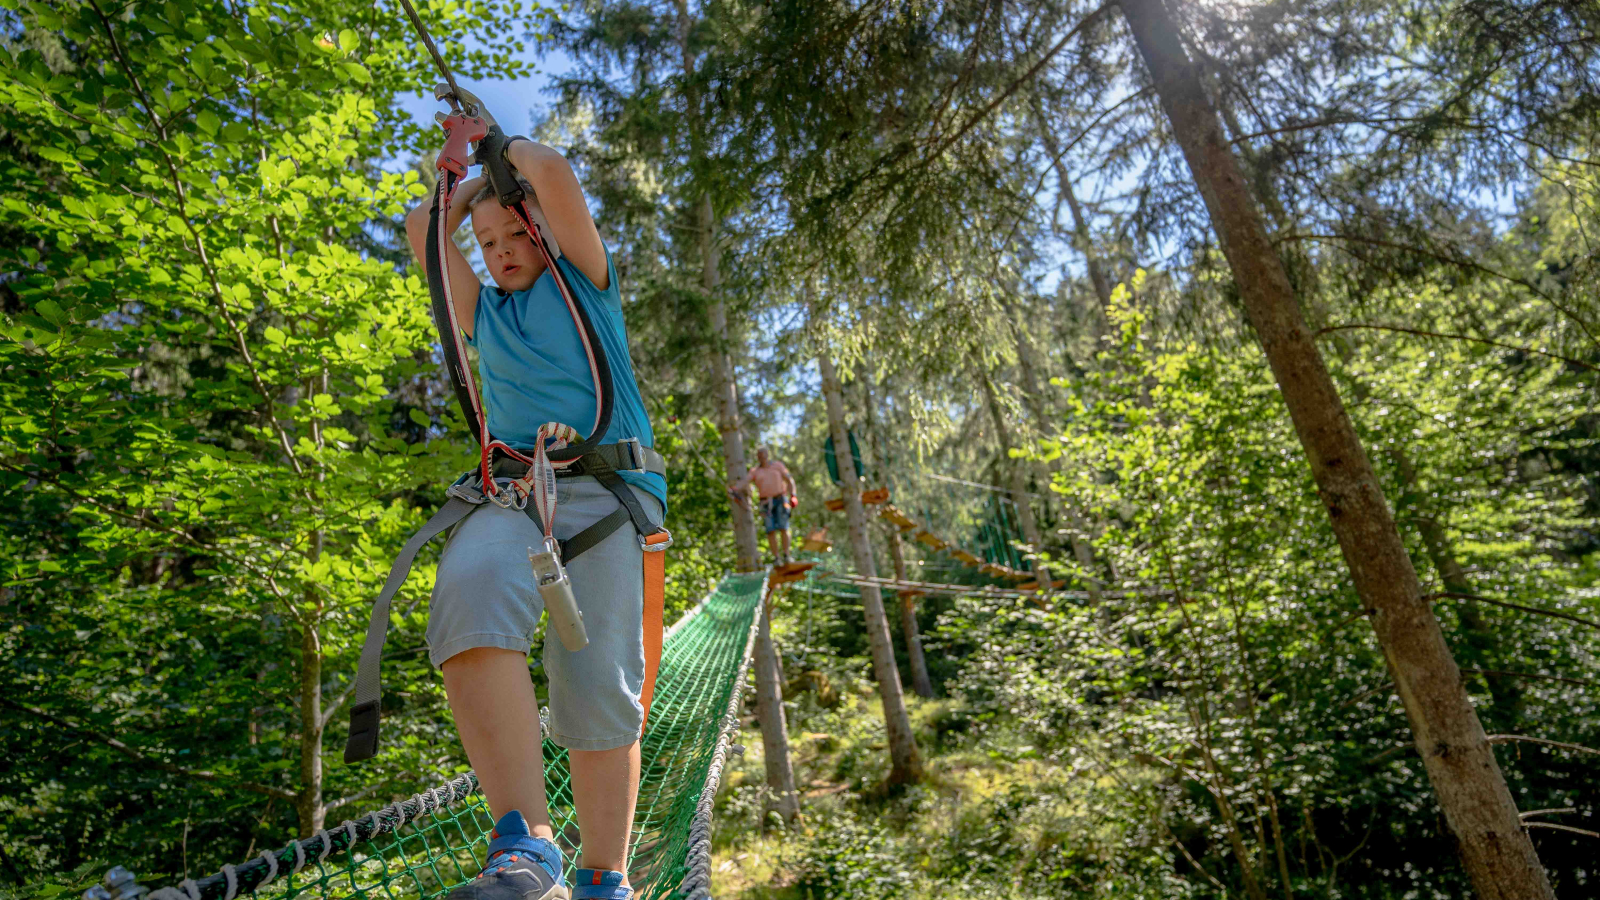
[{"xmin": 343, "ymin": 84, "xmax": 671, "ymax": 764}]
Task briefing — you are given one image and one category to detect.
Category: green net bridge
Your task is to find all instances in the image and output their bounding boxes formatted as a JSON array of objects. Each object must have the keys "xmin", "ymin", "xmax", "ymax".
[{"xmin": 120, "ymin": 572, "xmax": 767, "ymax": 900}]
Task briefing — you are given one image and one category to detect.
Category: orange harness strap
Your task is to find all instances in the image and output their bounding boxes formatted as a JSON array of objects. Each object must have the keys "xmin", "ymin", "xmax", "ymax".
[{"xmin": 639, "ymin": 531, "xmax": 670, "ymax": 732}]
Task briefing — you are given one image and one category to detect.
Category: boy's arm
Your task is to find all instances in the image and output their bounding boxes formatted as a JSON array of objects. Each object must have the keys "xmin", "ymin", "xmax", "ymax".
[
  {"xmin": 504, "ymin": 140, "xmax": 609, "ymax": 291},
  {"xmin": 782, "ymin": 465, "xmax": 798, "ymax": 500},
  {"xmin": 405, "ymin": 175, "xmax": 485, "ymax": 339}
]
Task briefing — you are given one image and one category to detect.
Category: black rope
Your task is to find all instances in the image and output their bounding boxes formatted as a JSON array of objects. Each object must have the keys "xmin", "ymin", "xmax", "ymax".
[{"xmin": 397, "ymin": 0, "xmax": 468, "ymax": 112}]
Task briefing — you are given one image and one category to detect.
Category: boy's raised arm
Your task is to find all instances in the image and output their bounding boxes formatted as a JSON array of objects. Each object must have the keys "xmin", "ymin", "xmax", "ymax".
[
  {"xmin": 504, "ymin": 140, "xmax": 609, "ymax": 291},
  {"xmin": 405, "ymin": 175, "xmax": 485, "ymax": 339}
]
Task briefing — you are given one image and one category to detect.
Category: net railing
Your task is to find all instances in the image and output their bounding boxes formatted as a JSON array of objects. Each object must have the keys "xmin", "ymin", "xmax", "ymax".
[{"xmin": 139, "ymin": 571, "xmax": 767, "ymax": 900}]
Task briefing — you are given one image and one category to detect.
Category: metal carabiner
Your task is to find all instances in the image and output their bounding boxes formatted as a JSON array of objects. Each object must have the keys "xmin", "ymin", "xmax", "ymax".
[{"xmin": 487, "ymin": 479, "xmax": 529, "ymax": 511}]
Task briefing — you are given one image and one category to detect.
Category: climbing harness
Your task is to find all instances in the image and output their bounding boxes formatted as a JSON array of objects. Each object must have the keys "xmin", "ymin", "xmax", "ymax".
[{"xmin": 345, "ymin": 5, "xmax": 670, "ymax": 763}]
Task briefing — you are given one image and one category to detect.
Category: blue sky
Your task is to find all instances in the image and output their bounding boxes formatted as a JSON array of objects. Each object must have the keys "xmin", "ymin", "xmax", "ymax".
[{"xmin": 394, "ymin": 40, "xmax": 575, "ymax": 153}]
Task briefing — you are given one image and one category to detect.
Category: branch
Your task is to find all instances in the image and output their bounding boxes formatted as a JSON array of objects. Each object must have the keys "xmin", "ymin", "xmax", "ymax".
[
  {"xmin": 920, "ymin": 1, "xmax": 1114, "ymax": 164},
  {"xmin": 325, "ymin": 773, "xmax": 412, "ymax": 813},
  {"xmin": 1524, "ymin": 822, "xmax": 1600, "ymax": 839},
  {"xmin": 1315, "ymin": 323, "xmax": 1599, "ymax": 373},
  {"xmin": 1521, "ymin": 808, "xmax": 1577, "ymax": 820},
  {"xmin": 0, "ymin": 696, "xmax": 294, "ymax": 800},
  {"xmin": 1487, "ymin": 734, "xmax": 1600, "ymax": 757},
  {"xmin": 319, "ymin": 679, "xmax": 359, "ymax": 731},
  {"xmin": 1230, "ymin": 114, "xmax": 1422, "ymax": 144},
  {"xmin": 1277, "ymin": 231, "xmax": 1600, "ymax": 350},
  {"xmin": 1463, "ymin": 668, "xmax": 1595, "ymax": 689},
  {"xmin": 1427, "ymin": 592, "xmax": 1600, "ymax": 632}
]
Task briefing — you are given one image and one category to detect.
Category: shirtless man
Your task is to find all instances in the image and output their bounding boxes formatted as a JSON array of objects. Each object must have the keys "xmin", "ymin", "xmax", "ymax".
[{"xmin": 730, "ymin": 447, "xmax": 799, "ymax": 566}]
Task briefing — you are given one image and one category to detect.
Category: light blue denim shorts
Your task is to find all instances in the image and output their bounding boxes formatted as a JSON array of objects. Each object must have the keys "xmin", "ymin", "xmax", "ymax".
[{"xmin": 427, "ymin": 475, "xmax": 665, "ymax": 751}]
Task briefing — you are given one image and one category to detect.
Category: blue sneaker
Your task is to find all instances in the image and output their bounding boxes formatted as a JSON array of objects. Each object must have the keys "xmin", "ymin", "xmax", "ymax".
[
  {"xmin": 571, "ymin": 869, "xmax": 630, "ymax": 900},
  {"xmin": 446, "ymin": 811, "xmax": 569, "ymax": 900}
]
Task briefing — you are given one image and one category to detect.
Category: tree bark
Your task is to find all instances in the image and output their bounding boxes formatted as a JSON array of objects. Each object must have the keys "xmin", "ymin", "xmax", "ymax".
[
  {"xmin": 884, "ymin": 523, "xmax": 935, "ymax": 698},
  {"xmin": 979, "ymin": 371, "xmax": 1051, "ymax": 592},
  {"xmin": 752, "ymin": 597, "xmax": 801, "ymax": 826},
  {"xmin": 297, "ymin": 533, "xmax": 325, "ymax": 837},
  {"xmin": 1031, "ymin": 95, "xmax": 1113, "ymax": 327},
  {"xmin": 1005, "ymin": 304, "xmax": 1105, "ymax": 603},
  {"xmin": 677, "ymin": 4, "xmax": 795, "ymax": 819},
  {"xmin": 1120, "ymin": 2, "xmax": 1552, "ymax": 895},
  {"xmin": 1389, "ymin": 445, "xmax": 1520, "ymax": 723},
  {"xmin": 818, "ymin": 349, "xmax": 923, "ymax": 785},
  {"xmin": 699, "ymin": 196, "xmax": 764, "ymax": 572}
]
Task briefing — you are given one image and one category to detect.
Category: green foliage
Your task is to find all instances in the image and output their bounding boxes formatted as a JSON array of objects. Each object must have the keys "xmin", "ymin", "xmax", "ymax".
[{"xmin": 0, "ymin": 0, "xmax": 538, "ymax": 886}]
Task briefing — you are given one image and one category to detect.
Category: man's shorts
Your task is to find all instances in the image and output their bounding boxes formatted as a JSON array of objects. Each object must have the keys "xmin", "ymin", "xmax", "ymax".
[
  {"xmin": 427, "ymin": 475, "xmax": 665, "ymax": 751},
  {"xmin": 761, "ymin": 495, "xmax": 790, "ymax": 534}
]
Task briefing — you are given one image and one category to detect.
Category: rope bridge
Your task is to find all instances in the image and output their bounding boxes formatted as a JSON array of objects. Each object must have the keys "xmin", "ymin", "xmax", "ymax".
[{"xmin": 126, "ymin": 572, "xmax": 766, "ymax": 900}]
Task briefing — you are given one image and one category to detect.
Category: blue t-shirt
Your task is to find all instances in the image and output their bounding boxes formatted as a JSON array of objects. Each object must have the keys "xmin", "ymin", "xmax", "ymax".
[{"xmin": 466, "ymin": 246, "xmax": 667, "ymax": 513}]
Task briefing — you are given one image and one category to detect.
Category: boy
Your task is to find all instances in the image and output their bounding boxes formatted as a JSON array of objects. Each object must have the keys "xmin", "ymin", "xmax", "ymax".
[
  {"xmin": 404, "ymin": 134, "xmax": 665, "ymax": 900},
  {"xmin": 729, "ymin": 447, "xmax": 798, "ymax": 565}
]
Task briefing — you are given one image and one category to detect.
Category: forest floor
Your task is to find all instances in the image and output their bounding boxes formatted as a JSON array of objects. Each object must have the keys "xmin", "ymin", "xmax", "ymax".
[{"xmin": 706, "ymin": 670, "xmax": 1124, "ymax": 899}]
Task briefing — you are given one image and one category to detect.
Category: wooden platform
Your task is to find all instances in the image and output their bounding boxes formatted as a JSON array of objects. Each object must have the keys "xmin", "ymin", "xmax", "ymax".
[
  {"xmin": 1017, "ymin": 578, "xmax": 1068, "ymax": 591},
  {"xmin": 949, "ymin": 548, "xmax": 983, "ymax": 566},
  {"xmin": 769, "ymin": 561, "xmax": 817, "ymax": 586},
  {"xmin": 800, "ymin": 527, "xmax": 832, "ymax": 552},
  {"xmin": 824, "ymin": 486, "xmax": 892, "ymax": 511},
  {"xmin": 979, "ymin": 562, "xmax": 1030, "ymax": 580},
  {"xmin": 878, "ymin": 503, "xmax": 918, "ymax": 530}
]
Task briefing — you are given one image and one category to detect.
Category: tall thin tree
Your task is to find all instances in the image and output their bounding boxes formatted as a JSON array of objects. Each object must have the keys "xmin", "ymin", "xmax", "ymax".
[{"xmin": 1119, "ymin": 0, "xmax": 1553, "ymax": 895}]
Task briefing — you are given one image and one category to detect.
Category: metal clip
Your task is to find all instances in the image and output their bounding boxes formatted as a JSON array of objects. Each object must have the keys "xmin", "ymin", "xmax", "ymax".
[
  {"xmin": 84, "ymin": 867, "xmax": 146, "ymax": 900},
  {"xmin": 616, "ymin": 436, "xmax": 643, "ymax": 471},
  {"xmin": 488, "ymin": 480, "xmax": 529, "ymax": 511},
  {"xmin": 434, "ymin": 83, "xmax": 496, "ymax": 125},
  {"xmin": 530, "ymin": 537, "xmax": 588, "ymax": 652},
  {"xmin": 446, "ymin": 471, "xmax": 487, "ymax": 505},
  {"xmin": 640, "ymin": 529, "xmax": 673, "ymax": 552}
]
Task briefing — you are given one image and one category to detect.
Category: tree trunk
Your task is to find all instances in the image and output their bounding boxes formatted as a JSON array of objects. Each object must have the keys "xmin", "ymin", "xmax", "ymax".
[
  {"xmin": 1389, "ymin": 445, "xmax": 1519, "ymax": 723},
  {"xmin": 699, "ymin": 196, "xmax": 763, "ymax": 571},
  {"xmin": 1031, "ymin": 95, "xmax": 1114, "ymax": 330},
  {"xmin": 979, "ymin": 370, "xmax": 1051, "ymax": 592},
  {"xmin": 884, "ymin": 523, "xmax": 934, "ymax": 698},
  {"xmin": 1061, "ymin": 179, "xmax": 1113, "ymax": 312},
  {"xmin": 297, "ymin": 532, "xmax": 325, "ymax": 837},
  {"xmin": 676, "ymin": 4, "xmax": 795, "ymax": 819},
  {"xmin": 1120, "ymin": 2, "xmax": 1552, "ymax": 895},
  {"xmin": 1007, "ymin": 311, "xmax": 1105, "ymax": 604},
  {"xmin": 752, "ymin": 597, "xmax": 801, "ymax": 826},
  {"xmin": 818, "ymin": 349, "xmax": 923, "ymax": 785}
]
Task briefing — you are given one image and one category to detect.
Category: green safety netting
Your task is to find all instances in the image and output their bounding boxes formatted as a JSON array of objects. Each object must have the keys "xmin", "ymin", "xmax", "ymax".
[{"xmin": 141, "ymin": 572, "xmax": 767, "ymax": 900}]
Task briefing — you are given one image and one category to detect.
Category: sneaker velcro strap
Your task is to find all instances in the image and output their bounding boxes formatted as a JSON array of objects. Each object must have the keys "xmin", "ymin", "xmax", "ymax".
[{"xmin": 572, "ymin": 868, "xmax": 631, "ymax": 900}]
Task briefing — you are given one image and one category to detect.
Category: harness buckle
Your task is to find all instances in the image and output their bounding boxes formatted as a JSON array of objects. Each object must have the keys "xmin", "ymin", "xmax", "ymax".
[
  {"xmin": 446, "ymin": 471, "xmax": 489, "ymax": 505},
  {"xmin": 616, "ymin": 437, "xmax": 644, "ymax": 472},
  {"xmin": 529, "ymin": 537, "xmax": 589, "ymax": 652},
  {"xmin": 640, "ymin": 529, "xmax": 673, "ymax": 552}
]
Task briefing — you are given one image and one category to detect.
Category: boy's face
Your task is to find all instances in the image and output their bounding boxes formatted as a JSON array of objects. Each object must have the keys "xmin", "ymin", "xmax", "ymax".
[{"xmin": 471, "ymin": 200, "xmax": 543, "ymax": 292}]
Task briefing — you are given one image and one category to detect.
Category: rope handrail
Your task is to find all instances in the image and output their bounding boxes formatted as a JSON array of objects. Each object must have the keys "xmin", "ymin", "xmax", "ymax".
[{"xmin": 102, "ymin": 572, "xmax": 767, "ymax": 900}]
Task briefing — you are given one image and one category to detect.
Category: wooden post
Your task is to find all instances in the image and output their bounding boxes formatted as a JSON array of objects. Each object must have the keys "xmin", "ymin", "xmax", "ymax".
[{"xmin": 1120, "ymin": 1, "xmax": 1552, "ymax": 894}]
